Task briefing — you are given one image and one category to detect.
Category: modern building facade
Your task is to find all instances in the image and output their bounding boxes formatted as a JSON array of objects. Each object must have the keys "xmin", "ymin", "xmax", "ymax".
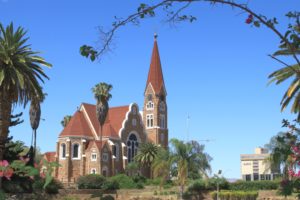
[
  {"xmin": 44, "ymin": 36, "xmax": 168, "ymax": 184},
  {"xmin": 240, "ymin": 147, "xmax": 279, "ymax": 181}
]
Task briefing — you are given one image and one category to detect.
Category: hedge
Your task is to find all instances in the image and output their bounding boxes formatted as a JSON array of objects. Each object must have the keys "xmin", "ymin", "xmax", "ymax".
[
  {"xmin": 229, "ymin": 180, "xmax": 279, "ymax": 191},
  {"xmin": 77, "ymin": 174, "xmax": 106, "ymax": 189},
  {"xmin": 211, "ymin": 190, "xmax": 258, "ymax": 200}
]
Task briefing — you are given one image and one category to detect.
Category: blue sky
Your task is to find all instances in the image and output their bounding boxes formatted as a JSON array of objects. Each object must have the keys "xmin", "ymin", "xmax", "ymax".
[{"xmin": 1, "ymin": 0, "xmax": 298, "ymax": 179}]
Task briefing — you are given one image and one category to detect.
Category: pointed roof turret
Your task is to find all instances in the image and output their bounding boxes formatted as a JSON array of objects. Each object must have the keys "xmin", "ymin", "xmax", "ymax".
[{"xmin": 145, "ymin": 34, "xmax": 166, "ymax": 94}]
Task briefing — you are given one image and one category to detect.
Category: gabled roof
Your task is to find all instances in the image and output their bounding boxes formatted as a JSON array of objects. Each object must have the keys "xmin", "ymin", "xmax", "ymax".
[
  {"xmin": 145, "ymin": 37, "xmax": 165, "ymax": 94},
  {"xmin": 86, "ymin": 140, "xmax": 108, "ymax": 151},
  {"xmin": 43, "ymin": 152, "xmax": 56, "ymax": 162},
  {"xmin": 59, "ymin": 110, "xmax": 94, "ymax": 137},
  {"xmin": 82, "ymin": 103, "xmax": 129, "ymax": 138}
]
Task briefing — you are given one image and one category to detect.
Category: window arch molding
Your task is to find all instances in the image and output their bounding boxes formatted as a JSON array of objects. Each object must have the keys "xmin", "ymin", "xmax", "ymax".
[
  {"xmin": 126, "ymin": 131, "xmax": 141, "ymax": 163},
  {"xmin": 71, "ymin": 142, "xmax": 81, "ymax": 159},
  {"xmin": 60, "ymin": 143, "xmax": 66, "ymax": 159}
]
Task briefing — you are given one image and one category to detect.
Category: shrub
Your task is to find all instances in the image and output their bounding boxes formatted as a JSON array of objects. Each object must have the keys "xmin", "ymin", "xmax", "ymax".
[
  {"xmin": 77, "ymin": 174, "xmax": 106, "ymax": 189},
  {"xmin": 136, "ymin": 182, "xmax": 144, "ymax": 189},
  {"xmin": 207, "ymin": 177, "xmax": 229, "ymax": 190},
  {"xmin": 103, "ymin": 179, "xmax": 120, "ymax": 190},
  {"xmin": 45, "ymin": 179, "xmax": 63, "ymax": 194},
  {"xmin": 32, "ymin": 176, "xmax": 63, "ymax": 194},
  {"xmin": 188, "ymin": 179, "xmax": 207, "ymax": 192},
  {"xmin": 101, "ymin": 195, "xmax": 115, "ymax": 200},
  {"xmin": 132, "ymin": 174, "xmax": 146, "ymax": 183},
  {"xmin": 154, "ymin": 190, "xmax": 158, "ymax": 195},
  {"xmin": 109, "ymin": 174, "xmax": 137, "ymax": 189},
  {"xmin": 210, "ymin": 190, "xmax": 258, "ymax": 200},
  {"xmin": 146, "ymin": 177, "xmax": 162, "ymax": 186},
  {"xmin": 229, "ymin": 180, "xmax": 279, "ymax": 191}
]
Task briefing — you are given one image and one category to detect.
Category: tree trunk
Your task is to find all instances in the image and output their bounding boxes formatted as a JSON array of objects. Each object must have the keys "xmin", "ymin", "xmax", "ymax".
[
  {"xmin": 0, "ymin": 89, "xmax": 12, "ymax": 189},
  {"xmin": 33, "ymin": 129, "xmax": 37, "ymax": 162},
  {"xmin": 100, "ymin": 125, "xmax": 103, "ymax": 175}
]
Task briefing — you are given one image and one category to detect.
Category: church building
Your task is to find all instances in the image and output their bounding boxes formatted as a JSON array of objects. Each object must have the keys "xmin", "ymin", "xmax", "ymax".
[{"xmin": 45, "ymin": 36, "xmax": 169, "ymax": 184}]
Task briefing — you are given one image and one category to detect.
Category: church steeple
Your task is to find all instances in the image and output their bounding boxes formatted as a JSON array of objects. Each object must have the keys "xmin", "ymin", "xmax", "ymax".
[
  {"xmin": 145, "ymin": 34, "xmax": 166, "ymax": 95},
  {"xmin": 143, "ymin": 35, "xmax": 168, "ymax": 148}
]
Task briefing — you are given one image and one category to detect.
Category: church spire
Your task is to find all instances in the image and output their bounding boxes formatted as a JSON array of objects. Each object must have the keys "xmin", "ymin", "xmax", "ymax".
[{"xmin": 145, "ymin": 34, "xmax": 165, "ymax": 94}]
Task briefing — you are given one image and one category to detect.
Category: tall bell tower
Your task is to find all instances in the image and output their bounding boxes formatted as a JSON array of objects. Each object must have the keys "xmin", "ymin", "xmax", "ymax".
[{"xmin": 143, "ymin": 34, "xmax": 168, "ymax": 148}]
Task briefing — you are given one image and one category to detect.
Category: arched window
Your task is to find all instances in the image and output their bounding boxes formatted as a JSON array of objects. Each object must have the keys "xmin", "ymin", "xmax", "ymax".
[
  {"xmin": 72, "ymin": 143, "xmax": 80, "ymax": 159},
  {"xmin": 102, "ymin": 166, "xmax": 108, "ymax": 177},
  {"xmin": 127, "ymin": 134, "xmax": 138, "ymax": 163},
  {"xmin": 146, "ymin": 101, "xmax": 154, "ymax": 110},
  {"xmin": 146, "ymin": 114, "xmax": 154, "ymax": 128},
  {"xmin": 61, "ymin": 143, "xmax": 66, "ymax": 159},
  {"xmin": 113, "ymin": 143, "xmax": 119, "ymax": 160},
  {"xmin": 91, "ymin": 168, "xmax": 96, "ymax": 174}
]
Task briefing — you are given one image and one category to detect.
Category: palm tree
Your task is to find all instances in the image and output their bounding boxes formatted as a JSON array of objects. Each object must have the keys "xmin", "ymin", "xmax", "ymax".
[
  {"xmin": 92, "ymin": 82, "xmax": 112, "ymax": 174},
  {"xmin": 170, "ymin": 139, "xmax": 189, "ymax": 199},
  {"xmin": 134, "ymin": 142, "xmax": 159, "ymax": 178},
  {"xmin": 169, "ymin": 139, "xmax": 212, "ymax": 199},
  {"xmin": 29, "ymin": 93, "xmax": 45, "ymax": 164},
  {"xmin": 268, "ymin": 29, "xmax": 300, "ymax": 121},
  {"xmin": 61, "ymin": 115, "xmax": 72, "ymax": 127},
  {"xmin": 0, "ymin": 23, "xmax": 51, "ymax": 161},
  {"xmin": 152, "ymin": 147, "xmax": 171, "ymax": 189}
]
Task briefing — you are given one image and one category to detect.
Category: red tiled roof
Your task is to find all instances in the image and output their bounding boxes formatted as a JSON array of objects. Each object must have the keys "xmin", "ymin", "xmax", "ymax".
[
  {"xmin": 59, "ymin": 110, "xmax": 94, "ymax": 137},
  {"xmin": 82, "ymin": 103, "xmax": 129, "ymax": 138},
  {"xmin": 44, "ymin": 152, "xmax": 56, "ymax": 162},
  {"xmin": 145, "ymin": 38, "xmax": 165, "ymax": 94}
]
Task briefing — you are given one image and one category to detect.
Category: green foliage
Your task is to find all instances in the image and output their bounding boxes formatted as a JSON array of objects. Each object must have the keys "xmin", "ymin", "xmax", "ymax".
[
  {"xmin": 0, "ymin": 190, "xmax": 6, "ymax": 200},
  {"xmin": 278, "ymin": 179, "xmax": 293, "ymax": 197},
  {"xmin": 207, "ymin": 177, "xmax": 229, "ymax": 190},
  {"xmin": 132, "ymin": 174, "xmax": 146, "ymax": 184},
  {"xmin": 134, "ymin": 142, "xmax": 159, "ymax": 167},
  {"xmin": 41, "ymin": 159, "xmax": 61, "ymax": 189},
  {"xmin": 210, "ymin": 190, "xmax": 258, "ymax": 200},
  {"xmin": 101, "ymin": 195, "xmax": 115, "ymax": 200},
  {"xmin": 188, "ymin": 179, "xmax": 207, "ymax": 192},
  {"xmin": 2, "ymin": 176, "xmax": 33, "ymax": 193},
  {"xmin": 77, "ymin": 174, "xmax": 106, "ymax": 189},
  {"xmin": 103, "ymin": 179, "xmax": 120, "ymax": 190},
  {"xmin": 125, "ymin": 162, "xmax": 139, "ymax": 176},
  {"xmin": 62, "ymin": 197, "xmax": 80, "ymax": 200},
  {"xmin": 229, "ymin": 180, "xmax": 279, "ymax": 191},
  {"xmin": 109, "ymin": 174, "xmax": 140, "ymax": 189},
  {"xmin": 145, "ymin": 177, "xmax": 162, "ymax": 186},
  {"xmin": 32, "ymin": 176, "xmax": 63, "ymax": 194}
]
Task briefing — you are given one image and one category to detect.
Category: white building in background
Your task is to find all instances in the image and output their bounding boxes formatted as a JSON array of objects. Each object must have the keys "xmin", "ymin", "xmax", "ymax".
[{"xmin": 240, "ymin": 147, "xmax": 280, "ymax": 181}]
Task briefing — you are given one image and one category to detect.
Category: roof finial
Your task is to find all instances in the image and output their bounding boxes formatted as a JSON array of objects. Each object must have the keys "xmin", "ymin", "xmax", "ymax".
[{"xmin": 154, "ymin": 33, "xmax": 158, "ymax": 40}]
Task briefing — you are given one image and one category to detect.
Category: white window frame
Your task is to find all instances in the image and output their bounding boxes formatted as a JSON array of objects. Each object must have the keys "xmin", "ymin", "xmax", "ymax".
[
  {"xmin": 60, "ymin": 143, "xmax": 66, "ymax": 159},
  {"xmin": 146, "ymin": 114, "xmax": 154, "ymax": 128},
  {"xmin": 146, "ymin": 101, "xmax": 154, "ymax": 110},
  {"xmin": 72, "ymin": 143, "xmax": 81, "ymax": 160},
  {"xmin": 91, "ymin": 153, "xmax": 97, "ymax": 161}
]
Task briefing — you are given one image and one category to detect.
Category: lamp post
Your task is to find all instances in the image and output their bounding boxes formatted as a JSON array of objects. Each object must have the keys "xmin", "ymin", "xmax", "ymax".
[{"xmin": 215, "ymin": 170, "xmax": 222, "ymax": 200}]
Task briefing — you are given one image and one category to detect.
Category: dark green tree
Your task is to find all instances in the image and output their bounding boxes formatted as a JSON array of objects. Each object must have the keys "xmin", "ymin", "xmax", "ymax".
[
  {"xmin": 60, "ymin": 115, "xmax": 72, "ymax": 127},
  {"xmin": 0, "ymin": 23, "xmax": 51, "ymax": 161},
  {"xmin": 92, "ymin": 82, "xmax": 112, "ymax": 174}
]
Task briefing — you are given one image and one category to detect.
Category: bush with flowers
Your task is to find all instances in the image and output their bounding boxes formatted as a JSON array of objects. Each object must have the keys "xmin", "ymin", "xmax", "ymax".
[
  {"xmin": 270, "ymin": 120, "xmax": 300, "ymax": 197},
  {"xmin": 0, "ymin": 156, "xmax": 60, "ymax": 194}
]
